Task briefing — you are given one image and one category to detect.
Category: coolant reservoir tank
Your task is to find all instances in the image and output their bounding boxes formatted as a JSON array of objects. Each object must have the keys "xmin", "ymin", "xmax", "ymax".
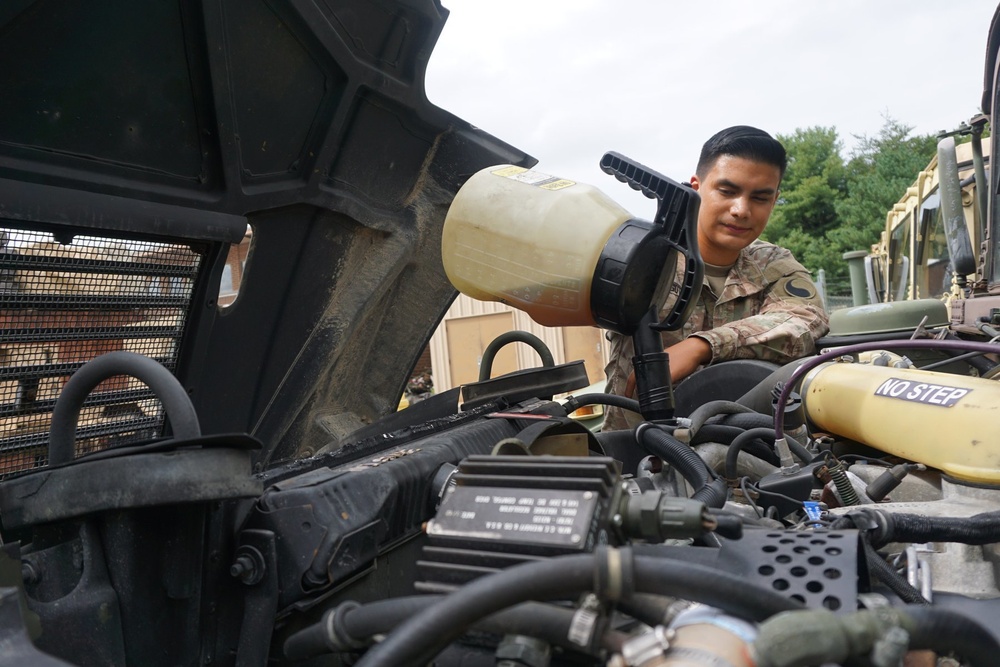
[
  {"xmin": 802, "ymin": 362, "xmax": 1000, "ymax": 484},
  {"xmin": 443, "ymin": 164, "xmax": 679, "ymax": 332}
]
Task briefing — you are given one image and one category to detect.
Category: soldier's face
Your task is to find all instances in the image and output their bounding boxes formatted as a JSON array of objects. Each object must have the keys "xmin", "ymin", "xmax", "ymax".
[{"xmin": 689, "ymin": 155, "xmax": 781, "ymax": 265}]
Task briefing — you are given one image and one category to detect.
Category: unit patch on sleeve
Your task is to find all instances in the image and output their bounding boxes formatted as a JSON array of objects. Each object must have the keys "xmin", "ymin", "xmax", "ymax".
[{"xmin": 776, "ymin": 276, "xmax": 816, "ymax": 300}]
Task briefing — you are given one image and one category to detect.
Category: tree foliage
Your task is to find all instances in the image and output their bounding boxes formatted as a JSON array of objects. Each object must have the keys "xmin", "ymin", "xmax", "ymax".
[{"xmin": 761, "ymin": 117, "xmax": 938, "ymax": 291}]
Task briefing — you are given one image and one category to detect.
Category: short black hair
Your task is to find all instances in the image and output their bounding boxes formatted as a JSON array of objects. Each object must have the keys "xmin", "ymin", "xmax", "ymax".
[{"xmin": 696, "ymin": 125, "xmax": 787, "ymax": 179}]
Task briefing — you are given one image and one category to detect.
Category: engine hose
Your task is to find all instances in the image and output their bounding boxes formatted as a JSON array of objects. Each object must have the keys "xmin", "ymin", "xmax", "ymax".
[
  {"xmin": 691, "ymin": 426, "xmax": 782, "ymax": 469},
  {"xmin": 690, "ymin": 424, "xmax": 744, "ymax": 446},
  {"xmin": 284, "ymin": 596, "xmax": 622, "ymax": 660},
  {"xmin": 636, "ymin": 425, "xmax": 728, "ymax": 507},
  {"xmin": 693, "ymin": 407, "xmax": 815, "ymax": 463},
  {"xmin": 712, "ymin": 414, "xmax": 815, "ymax": 465},
  {"xmin": 690, "ymin": 477, "xmax": 729, "ymax": 508},
  {"xmin": 686, "ymin": 400, "xmax": 757, "ymax": 438},
  {"xmin": 724, "ymin": 428, "xmax": 781, "ymax": 480},
  {"xmin": 723, "ymin": 429, "xmax": 814, "ymax": 480},
  {"xmin": 637, "ymin": 425, "xmax": 713, "ymax": 485},
  {"xmin": 784, "ymin": 435, "xmax": 812, "ymax": 465},
  {"xmin": 830, "ymin": 513, "xmax": 929, "ymax": 604},
  {"xmin": 860, "ymin": 536, "xmax": 929, "ymax": 605},
  {"xmin": 875, "ymin": 509, "xmax": 1000, "ymax": 548},
  {"xmin": 905, "ymin": 606, "xmax": 999, "ymax": 666},
  {"xmin": 830, "ymin": 509, "xmax": 930, "ymax": 604},
  {"xmin": 352, "ymin": 548, "xmax": 804, "ymax": 667},
  {"xmin": 710, "ymin": 411, "xmax": 774, "ymax": 431},
  {"xmin": 736, "ymin": 359, "xmax": 807, "ymax": 414},
  {"xmin": 942, "ymin": 331, "xmax": 998, "ymax": 374},
  {"xmin": 612, "ymin": 593, "xmax": 677, "ymax": 628},
  {"xmin": 478, "ymin": 331, "xmax": 555, "ymax": 381},
  {"xmin": 49, "ymin": 350, "xmax": 201, "ymax": 465},
  {"xmin": 562, "ymin": 392, "xmax": 641, "ymax": 415}
]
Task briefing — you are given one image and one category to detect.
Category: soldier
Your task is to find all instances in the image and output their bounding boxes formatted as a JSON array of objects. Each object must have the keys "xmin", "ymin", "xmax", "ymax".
[{"xmin": 602, "ymin": 126, "xmax": 829, "ymax": 431}]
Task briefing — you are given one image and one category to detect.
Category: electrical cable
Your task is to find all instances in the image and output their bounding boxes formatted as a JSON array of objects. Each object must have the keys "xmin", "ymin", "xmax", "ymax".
[
  {"xmin": 746, "ymin": 481, "xmax": 805, "ymax": 509},
  {"xmin": 739, "ymin": 476, "xmax": 763, "ymax": 518}
]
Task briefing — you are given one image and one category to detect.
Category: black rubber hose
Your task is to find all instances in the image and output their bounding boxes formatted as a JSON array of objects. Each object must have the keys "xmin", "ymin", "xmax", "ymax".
[
  {"xmin": 687, "ymin": 400, "xmax": 756, "ymax": 437},
  {"xmin": 637, "ymin": 425, "xmax": 713, "ymax": 487},
  {"xmin": 725, "ymin": 428, "xmax": 782, "ymax": 479},
  {"xmin": 563, "ymin": 392, "xmax": 641, "ymax": 415},
  {"xmin": 785, "ymin": 435, "xmax": 813, "ymax": 465},
  {"xmin": 905, "ymin": 606, "xmax": 1000, "ymax": 666},
  {"xmin": 735, "ymin": 358, "xmax": 810, "ymax": 415},
  {"xmin": 691, "ymin": 477, "xmax": 729, "ymax": 508},
  {"xmin": 49, "ymin": 351, "xmax": 201, "ymax": 465},
  {"xmin": 691, "ymin": 425, "xmax": 782, "ymax": 467},
  {"xmin": 712, "ymin": 415, "xmax": 814, "ymax": 464},
  {"xmin": 690, "ymin": 424, "xmax": 744, "ymax": 446},
  {"xmin": 479, "ymin": 331, "xmax": 555, "ymax": 381},
  {"xmin": 859, "ymin": 536, "xmax": 929, "ymax": 604},
  {"xmin": 939, "ymin": 331, "xmax": 999, "ymax": 374},
  {"xmin": 284, "ymin": 596, "xmax": 621, "ymax": 660},
  {"xmin": 877, "ymin": 510, "xmax": 1000, "ymax": 548},
  {"xmin": 711, "ymin": 412, "xmax": 773, "ymax": 431},
  {"xmin": 834, "ymin": 511, "xmax": 929, "ymax": 605},
  {"xmin": 353, "ymin": 550, "xmax": 804, "ymax": 667},
  {"xmin": 612, "ymin": 593, "xmax": 675, "ymax": 627}
]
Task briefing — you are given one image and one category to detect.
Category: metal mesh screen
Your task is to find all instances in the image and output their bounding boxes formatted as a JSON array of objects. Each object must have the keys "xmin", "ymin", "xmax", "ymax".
[{"xmin": 0, "ymin": 227, "xmax": 201, "ymax": 478}]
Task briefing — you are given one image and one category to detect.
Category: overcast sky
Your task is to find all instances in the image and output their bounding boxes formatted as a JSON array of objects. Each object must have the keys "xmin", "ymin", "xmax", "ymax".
[{"xmin": 426, "ymin": 1, "xmax": 999, "ymax": 215}]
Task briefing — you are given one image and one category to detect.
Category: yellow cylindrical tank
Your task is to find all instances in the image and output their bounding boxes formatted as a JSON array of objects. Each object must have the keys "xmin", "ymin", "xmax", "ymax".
[
  {"xmin": 442, "ymin": 165, "xmax": 633, "ymax": 327},
  {"xmin": 802, "ymin": 362, "xmax": 1000, "ymax": 484}
]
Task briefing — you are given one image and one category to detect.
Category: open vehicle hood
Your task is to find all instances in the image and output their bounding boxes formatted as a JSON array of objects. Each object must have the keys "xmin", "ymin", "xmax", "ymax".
[
  {"xmin": 0, "ymin": 0, "xmax": 532, "ymax": 469},
  {"xmin": 6, "ymin": 4, "xmax": 1000, "ymax": 667}
]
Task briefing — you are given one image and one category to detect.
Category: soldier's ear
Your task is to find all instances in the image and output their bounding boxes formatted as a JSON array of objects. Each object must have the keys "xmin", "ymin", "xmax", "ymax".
[{"xmin": 689, "ymin": 175, "xmax": 701, "ymax": 191}]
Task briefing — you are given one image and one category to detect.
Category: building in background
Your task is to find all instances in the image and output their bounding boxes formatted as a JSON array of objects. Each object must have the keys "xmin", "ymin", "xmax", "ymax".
[{"xmin": 427, "ymin": 294, "xmax": 610, "ymax": 394}]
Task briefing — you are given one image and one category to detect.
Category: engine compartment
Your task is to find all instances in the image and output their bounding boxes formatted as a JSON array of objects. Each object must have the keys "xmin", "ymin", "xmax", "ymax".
[
  {"xmin": 2, "ymin": 2, "xmax": 1000, "ymax": 665},
  {"xmin": 1, "ymin": 323, "xmax": 1000, "ymax": 666}
]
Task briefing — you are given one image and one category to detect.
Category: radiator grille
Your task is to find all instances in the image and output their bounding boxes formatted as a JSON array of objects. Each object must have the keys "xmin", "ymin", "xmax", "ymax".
[{"xmin": 0, "ymin": 228, "xmax": 201, "ymax": 478}]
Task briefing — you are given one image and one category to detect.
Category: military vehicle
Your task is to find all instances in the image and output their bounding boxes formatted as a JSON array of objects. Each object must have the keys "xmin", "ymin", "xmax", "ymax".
[
  {"xmin": 1, "ymin": 2, "xmax": 1000, "ymax": 666},
  {"xmin": 852, "ymin": 119, "xmax": 993, "ymax": 321}
]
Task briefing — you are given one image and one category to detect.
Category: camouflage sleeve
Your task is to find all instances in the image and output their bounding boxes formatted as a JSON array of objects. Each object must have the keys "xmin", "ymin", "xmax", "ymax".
[
  {"xmin": 691, "ymin": 270, "xmax": 830, "ymax": 364},
  {"xmin": 601, "ymin": 331, "xmax": 636, "ymax": 431}
]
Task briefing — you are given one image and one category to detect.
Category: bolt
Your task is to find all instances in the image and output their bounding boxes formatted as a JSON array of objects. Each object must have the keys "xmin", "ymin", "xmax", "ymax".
[
  {"xmin": 571, "ymin": 534, "xmax": 581, "ymax": 544},
  {"xmin": 21, "ymin": 562, "xmax": 39, "ymax": 585},
  {"xmin": 230, "ymin": 555, "xmax": 254, "ymax": 579}
]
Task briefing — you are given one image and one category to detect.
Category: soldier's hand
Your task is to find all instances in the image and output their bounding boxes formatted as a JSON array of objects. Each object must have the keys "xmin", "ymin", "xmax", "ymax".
[
  {"xmin": 623, "ymin": 337, "xmax": 712, "ymax": 397},
  {"xmin": 665, "ymin": 337, "xmax": 712, "ymax": 383}
]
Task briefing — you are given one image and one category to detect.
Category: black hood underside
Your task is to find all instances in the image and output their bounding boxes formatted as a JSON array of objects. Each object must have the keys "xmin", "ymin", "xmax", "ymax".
[{"xmin": 0, "ymin": 0, "xmax": 533, "ymax": 468}]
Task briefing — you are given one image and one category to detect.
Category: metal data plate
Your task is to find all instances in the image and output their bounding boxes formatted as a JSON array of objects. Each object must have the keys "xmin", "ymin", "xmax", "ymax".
[{"xmin": 428, "ymin": 485, "xmax": 598, "ymax": 549}]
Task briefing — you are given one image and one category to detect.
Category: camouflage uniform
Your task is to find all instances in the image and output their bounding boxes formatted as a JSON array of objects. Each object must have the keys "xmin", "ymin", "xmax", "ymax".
[{"xmin": 602, "ymin": 240, "xmax": 829, "ymax": 431}]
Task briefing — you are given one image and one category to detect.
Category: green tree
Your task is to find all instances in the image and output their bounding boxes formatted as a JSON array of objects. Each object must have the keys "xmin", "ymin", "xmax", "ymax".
[
  {"xmin": 762, "ymin": 126, "xmax": 848, "ymax": 277},
  {"xmin": 762, "ymin": 117, "xmax": 937, "ymax": 291},
  {"xmin": 834, "ymin": 117, "xmax": 938, "ymax": 262}
]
